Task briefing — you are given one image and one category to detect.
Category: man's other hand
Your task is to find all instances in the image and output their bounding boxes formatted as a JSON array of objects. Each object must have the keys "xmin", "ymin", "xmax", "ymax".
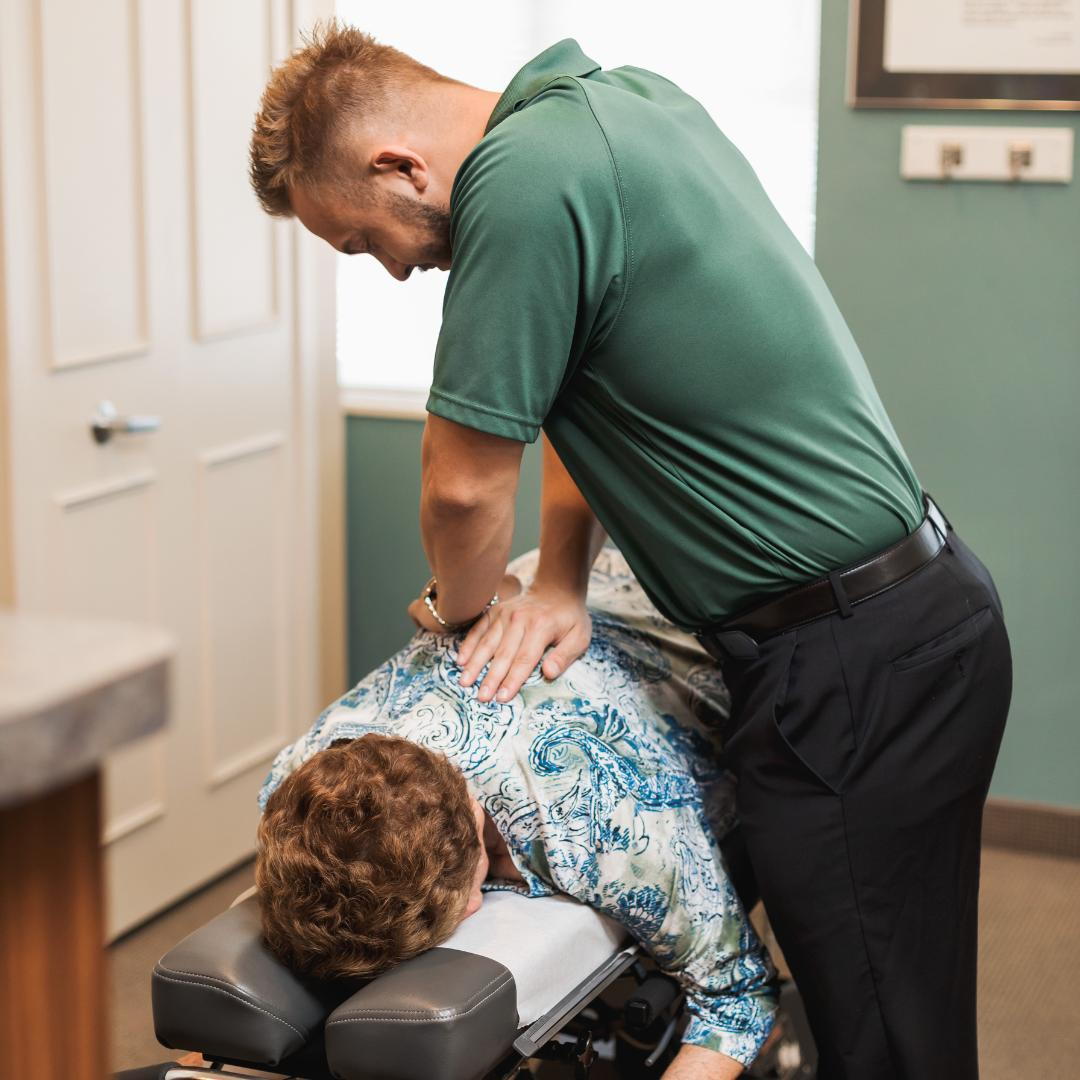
[{"xmin": 457, "ymin": 580, "xmax": 592, "ymax": 702}]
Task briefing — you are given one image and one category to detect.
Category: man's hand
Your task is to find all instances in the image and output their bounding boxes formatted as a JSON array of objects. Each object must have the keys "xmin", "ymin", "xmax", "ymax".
[{"xmin": 456, "ymin": 581, "xmax": 593, "ymax": 702}]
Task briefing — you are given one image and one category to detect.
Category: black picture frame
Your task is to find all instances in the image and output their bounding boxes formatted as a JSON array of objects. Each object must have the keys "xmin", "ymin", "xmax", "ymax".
[{"xmin": 849, "ymin": 0, "xmax": 1080, "ymax": 110}]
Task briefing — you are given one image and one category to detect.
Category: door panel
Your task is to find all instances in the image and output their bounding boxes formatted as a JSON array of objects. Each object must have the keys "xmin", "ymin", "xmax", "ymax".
[
  {"xmin": 188, "ymin": 0, "xmax": 279, "ymax": 339},
  {"xmin": 103, "ymin": 737, "xmax": 168, "ymax": 848},
  {"xmin": 198, "ymin": 436, "xmax": 289, "ymax": 788},
  {"xmin": 39, "ymin": 0, "xmax": 149, "ymax": 369}
]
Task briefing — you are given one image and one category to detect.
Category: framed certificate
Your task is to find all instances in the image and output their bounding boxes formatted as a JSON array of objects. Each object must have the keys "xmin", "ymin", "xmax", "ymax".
[{"xmin": 849, "ymin": 0, "xmax": 1080, "ymax": 110}]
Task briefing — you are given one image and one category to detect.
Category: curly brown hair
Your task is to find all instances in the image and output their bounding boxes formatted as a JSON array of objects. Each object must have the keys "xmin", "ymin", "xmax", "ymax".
[
  {"xmin": 255, "ymin": 734, "xmax": 481, "ymax": 979},
  {"xmin": 249, "ymin": 18, "xmax": 453, "ymax": 217}
]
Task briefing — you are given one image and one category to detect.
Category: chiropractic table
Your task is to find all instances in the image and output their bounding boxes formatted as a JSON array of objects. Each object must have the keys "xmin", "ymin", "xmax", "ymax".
[
  {"xmin": 115, "ymin": 886, "xmax": 815, "ymax": 1080},
  {"xmin": 118, "ymin": 854, "xmax": 823, "ymax": 1080}
]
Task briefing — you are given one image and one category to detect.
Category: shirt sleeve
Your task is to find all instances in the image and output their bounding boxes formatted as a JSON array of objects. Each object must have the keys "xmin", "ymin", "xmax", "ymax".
[
  {"xmin": 550, "ymin": 788, "xmax": 778, "ymax": 1068},
  {"xmin": 427, "ymin": 95, "xmax": 626, "ymax": 443}
]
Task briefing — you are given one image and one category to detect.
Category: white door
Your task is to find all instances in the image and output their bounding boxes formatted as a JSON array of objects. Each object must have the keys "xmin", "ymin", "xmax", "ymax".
[{"xmin": 0, "ymin": 0, "xmax": 341, "ymax": 936}]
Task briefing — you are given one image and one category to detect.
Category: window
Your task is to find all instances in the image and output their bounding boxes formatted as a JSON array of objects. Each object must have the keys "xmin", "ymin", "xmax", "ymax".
[{"xmin": 336, "ymin": 1, "xmax": 821, "ymax": 392}]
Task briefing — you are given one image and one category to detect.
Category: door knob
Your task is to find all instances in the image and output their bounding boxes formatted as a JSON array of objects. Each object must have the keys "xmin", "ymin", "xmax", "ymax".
[{"xmin": 90, "ymin": 400, "xmax": 162, "ymax": 445}]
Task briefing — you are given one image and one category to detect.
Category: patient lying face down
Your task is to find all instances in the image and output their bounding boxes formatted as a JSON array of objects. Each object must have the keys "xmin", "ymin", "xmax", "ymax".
[
  {"xmin": 257, "ymin": 733, "xmax": 518, "ymax": 978},
  {"xmin": 256, "ymin": 547, "xmax": 777, "ymax": 1073}
]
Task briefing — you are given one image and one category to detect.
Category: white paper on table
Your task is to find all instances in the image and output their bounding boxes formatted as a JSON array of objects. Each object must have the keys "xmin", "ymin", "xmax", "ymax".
[{"xmin": 442, "ymin": 890, "xmax": 630, "ymax": 1026}]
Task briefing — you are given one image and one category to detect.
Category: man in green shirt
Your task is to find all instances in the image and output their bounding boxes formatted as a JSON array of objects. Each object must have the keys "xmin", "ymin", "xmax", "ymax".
[{"xmin": 251, "ymin": 24, "xmax": 1012, "ymax": 1080}]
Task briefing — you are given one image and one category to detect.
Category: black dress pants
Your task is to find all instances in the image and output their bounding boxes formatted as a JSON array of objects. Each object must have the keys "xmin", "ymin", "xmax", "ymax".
[{"xmin": 710, "ymin": 516, "xmax": 1012, "ymax": 1079}]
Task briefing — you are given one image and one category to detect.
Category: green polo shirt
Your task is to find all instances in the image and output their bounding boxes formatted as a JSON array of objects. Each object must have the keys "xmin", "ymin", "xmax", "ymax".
[{"xmin": 427, "ymin": 39, "xmax": 925, "ymax": 630}]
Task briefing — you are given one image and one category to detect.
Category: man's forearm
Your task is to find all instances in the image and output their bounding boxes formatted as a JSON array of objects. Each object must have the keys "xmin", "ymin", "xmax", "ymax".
[
  {"xmin": 420, "ymin": 486, "xmax": 514, "ymax": 625},
  {"xmin": 419, "ymin": 417, "xmax": 522, "ymax": 626},
  {"xmin": 662, "ymin": 1045, "xmax": 743, "ymax": 1080},
  {"xmin": 534, "ymin": 436, "xmax": 606, "ymax": 597}
]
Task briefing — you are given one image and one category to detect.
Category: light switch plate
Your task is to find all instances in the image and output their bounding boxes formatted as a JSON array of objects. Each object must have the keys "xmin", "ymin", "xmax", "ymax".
[{"xmin": 900, "ymin": 126, "xmax": 1073, "ymax": 183}]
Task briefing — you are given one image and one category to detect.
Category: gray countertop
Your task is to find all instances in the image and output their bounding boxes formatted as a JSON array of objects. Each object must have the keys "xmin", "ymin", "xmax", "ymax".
[{"xmin": 0, "ymin": 610, "xmax": 174, "ymax": 808}]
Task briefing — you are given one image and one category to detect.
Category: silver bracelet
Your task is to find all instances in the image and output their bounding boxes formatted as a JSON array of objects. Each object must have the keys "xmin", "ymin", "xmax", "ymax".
[{"xmin": 421, "ymin": 576, "xmax": 500, "ymax": 631}]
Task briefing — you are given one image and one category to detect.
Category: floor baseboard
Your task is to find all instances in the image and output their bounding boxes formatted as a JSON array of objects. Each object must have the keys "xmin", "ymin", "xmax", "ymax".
[{"xmin": 983, "ymin": 797, "xmax": 1080, "ymax": 860}]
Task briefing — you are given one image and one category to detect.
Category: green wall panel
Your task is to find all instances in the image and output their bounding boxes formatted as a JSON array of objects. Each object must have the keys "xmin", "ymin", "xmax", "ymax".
[
  {"xmin": 815, "ymin": 0, "xmax": 1080, "ymax": 806},
  {"xmin": 346, "ymin": 417, "xmax": 542, "ymax": 683}
]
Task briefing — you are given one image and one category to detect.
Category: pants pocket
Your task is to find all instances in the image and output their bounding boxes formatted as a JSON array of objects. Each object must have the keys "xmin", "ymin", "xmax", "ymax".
[
  {"xmin": 771, "ymin": 628, "xmax": 857, "ymax": 796},
  {"xmin": 891, "ymin": 606, "xmax": 992, "ymax": 672}
]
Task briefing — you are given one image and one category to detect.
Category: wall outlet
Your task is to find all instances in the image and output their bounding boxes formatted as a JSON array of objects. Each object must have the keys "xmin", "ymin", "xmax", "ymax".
[{"xmin": 900, "ymin": 126, "xmax": 1073, "ymax": 183}]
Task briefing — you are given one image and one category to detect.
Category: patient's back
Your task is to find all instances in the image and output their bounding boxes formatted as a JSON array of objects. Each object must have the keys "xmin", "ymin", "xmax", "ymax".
[{"xmin": 259, "ymin": 547, "xmax": 736, "ymax": 899}]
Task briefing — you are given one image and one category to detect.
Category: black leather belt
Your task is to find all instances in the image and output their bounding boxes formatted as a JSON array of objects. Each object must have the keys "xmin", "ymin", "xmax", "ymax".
[{"xmin": 696, "ymin": 496, "xmax": 950, "ymax": 658}]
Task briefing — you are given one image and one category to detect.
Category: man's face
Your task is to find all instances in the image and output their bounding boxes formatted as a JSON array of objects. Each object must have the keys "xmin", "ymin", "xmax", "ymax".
[{"xmin": 290, "ymin": 175, "xmax": 452, "ymax": 280}]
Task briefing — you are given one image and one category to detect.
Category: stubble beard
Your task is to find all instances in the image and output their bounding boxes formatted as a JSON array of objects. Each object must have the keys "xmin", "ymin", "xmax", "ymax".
[{"xmin": 383, "ymin": 187, "xmax": 452, "ymax": 267}]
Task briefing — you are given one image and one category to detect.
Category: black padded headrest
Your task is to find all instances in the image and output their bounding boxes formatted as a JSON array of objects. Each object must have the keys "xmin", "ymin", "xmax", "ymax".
[
  {"xmin": 150, "ymin": 895, "xmax": 519, "ymax": 1080},
  {"xmin": 151, "ymin": 897, "xmax": 356, "ymax": 1065},
  {"xmin": 324, "ymin": 947, "xmax": 517, "ymax": 1080}
]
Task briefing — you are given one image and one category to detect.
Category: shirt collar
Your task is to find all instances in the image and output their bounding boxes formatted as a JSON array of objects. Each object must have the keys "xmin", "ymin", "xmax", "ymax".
[{"xmin": 485, "ymin": 38, "xmax": 602, "ymax": 134}]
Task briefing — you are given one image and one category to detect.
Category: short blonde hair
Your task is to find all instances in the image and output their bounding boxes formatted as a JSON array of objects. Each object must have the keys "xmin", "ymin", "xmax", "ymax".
[
  {"xmin": 249, "ymin": 19, "xmax": 449, "ymax": 217},
  {"xmin": 255, "ymin": 735, "xmax": 480, "ymax": 979}
]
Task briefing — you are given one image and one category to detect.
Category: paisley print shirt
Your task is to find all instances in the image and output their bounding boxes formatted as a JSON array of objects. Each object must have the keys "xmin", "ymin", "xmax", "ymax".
[{"xmin": 259, "ymin": 548, "xmax": 777, "ymax": 1065}]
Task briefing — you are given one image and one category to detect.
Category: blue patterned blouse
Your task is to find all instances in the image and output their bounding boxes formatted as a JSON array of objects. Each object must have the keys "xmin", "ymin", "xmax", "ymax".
[{"xmin": 259, "ymin": 547, "xmax": 777, "ymax": 1066}]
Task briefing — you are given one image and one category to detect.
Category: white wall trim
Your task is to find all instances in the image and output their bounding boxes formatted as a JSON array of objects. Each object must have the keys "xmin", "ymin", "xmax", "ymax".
[{"xmin": 341, "ymin": 385, "xmax": 428, "ymax": 421}]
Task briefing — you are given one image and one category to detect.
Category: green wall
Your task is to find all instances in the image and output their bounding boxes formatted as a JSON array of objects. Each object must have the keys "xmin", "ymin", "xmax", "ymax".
[
  {"xmin": 346, "ymin": 417, "xmax": 543, "ymax": 681},
  {"xmin": 815, "ymin": 0, "xmax": 1080, "ymax": 806}
]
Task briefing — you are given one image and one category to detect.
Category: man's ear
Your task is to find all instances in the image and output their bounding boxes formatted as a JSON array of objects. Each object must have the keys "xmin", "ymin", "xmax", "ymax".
[{"xmin": 371, "ymin": 145, "xmax": 430, "ymax": 193}]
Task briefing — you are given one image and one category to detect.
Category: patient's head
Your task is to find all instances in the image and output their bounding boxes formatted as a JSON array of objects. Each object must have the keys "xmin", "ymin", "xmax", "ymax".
[{"xmin": 256, "ymin": 734, "xmax": 486, "ymax": 979}]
